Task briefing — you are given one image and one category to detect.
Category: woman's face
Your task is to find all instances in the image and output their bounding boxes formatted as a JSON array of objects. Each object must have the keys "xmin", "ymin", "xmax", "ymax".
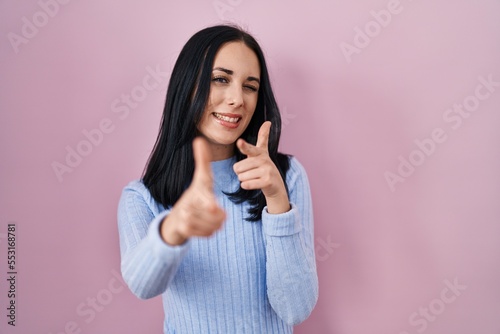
[{"xmin": 197, "ymin": 41, "xmax": 261, "ymax": 161}]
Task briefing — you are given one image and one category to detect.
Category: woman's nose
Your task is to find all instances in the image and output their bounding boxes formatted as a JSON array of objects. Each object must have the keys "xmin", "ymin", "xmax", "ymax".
[{"xmin": 226, "ymin": 85, "xmax": 243, "ymax": 107}]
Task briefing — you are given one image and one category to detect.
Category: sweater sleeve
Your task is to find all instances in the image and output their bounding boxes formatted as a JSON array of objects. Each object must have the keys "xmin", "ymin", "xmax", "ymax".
[
  {"xmin": 117, "ymin": 181, "xmax": 191, "ymax": 299},
  {"xmin": 261, "ymin": 157, "xmax": 319, "ymax": 325}
]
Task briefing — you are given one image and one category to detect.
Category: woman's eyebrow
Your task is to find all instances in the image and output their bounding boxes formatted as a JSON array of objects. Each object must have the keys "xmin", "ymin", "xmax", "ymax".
[
  {"xmin": 247, "ymin": 76, "xmax": 260, "ymax": 84},
  {"xmin": 213, "ymin": 67, "xmax": 260, "ymax": 84},
  {"xmin": 213, "ymin": 66, "xmax": 233, "ymax": 74}
]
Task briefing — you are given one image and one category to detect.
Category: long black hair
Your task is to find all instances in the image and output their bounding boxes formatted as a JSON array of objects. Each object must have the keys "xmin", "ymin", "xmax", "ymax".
[{"xmin": 142, "ymin": 24, "xmax": 290, "ymax": 221}]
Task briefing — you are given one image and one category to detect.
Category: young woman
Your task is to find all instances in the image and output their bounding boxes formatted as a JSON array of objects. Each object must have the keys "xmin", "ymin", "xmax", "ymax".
[{"xmin": 117, "ymin": 24, "xmax": 318, "ymax": 333}]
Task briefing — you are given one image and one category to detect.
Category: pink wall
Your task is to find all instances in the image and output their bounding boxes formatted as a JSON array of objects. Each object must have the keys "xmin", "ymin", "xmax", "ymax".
[{"xmin": 1, "ymin": 1, "xmax": 499, "ymax": 333}]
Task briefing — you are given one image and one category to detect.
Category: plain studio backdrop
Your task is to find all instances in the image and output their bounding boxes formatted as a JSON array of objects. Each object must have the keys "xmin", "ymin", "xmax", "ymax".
[{"xmin": 1, "ymin": 1, "xmax": 499, "ymax": 333}]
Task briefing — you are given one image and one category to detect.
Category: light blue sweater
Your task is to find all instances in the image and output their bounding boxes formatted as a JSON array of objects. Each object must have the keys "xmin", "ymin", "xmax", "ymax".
[{"xmin": 117, "ymin": 156, "xmax": 318, "ymax": 333}]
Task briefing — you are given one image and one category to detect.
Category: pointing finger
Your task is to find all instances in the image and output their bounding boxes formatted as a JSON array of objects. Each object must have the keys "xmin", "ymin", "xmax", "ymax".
[{"xmin": 256, "ymin": 121, "xmax": 271, "ymax": 151}]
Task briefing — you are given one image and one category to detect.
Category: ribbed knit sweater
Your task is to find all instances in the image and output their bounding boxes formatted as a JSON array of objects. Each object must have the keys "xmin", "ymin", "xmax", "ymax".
[{"xmin": 117, "ymin": 156, "xmax": 318, "ymax": 333}]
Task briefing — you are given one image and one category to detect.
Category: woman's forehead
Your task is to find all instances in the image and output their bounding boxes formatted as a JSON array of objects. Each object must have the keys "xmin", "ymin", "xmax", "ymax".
[{"xmin": 213, "ymin": 42, "xmax": 260, "ymax": 77}]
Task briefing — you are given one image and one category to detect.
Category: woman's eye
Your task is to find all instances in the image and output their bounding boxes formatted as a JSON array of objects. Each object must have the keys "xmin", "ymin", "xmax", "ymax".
[
  {"xmin": 212, "ymin": 76, "xmax": 228, "ymax": 83},
  {"xmin": 244, "ymin": 85, "xmax": 258, "ymax": 92}
]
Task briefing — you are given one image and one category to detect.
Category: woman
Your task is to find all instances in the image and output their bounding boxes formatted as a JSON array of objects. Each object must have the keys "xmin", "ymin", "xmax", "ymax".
[{"xmin": 117, "ymin": 24, "xmax": 318, "ymax": 333}]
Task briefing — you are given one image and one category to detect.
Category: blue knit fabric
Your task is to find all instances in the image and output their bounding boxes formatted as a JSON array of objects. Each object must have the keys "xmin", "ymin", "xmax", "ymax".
[{"xmin": 117, "ymin": 156, "xmax": 318, "ymax": 333}]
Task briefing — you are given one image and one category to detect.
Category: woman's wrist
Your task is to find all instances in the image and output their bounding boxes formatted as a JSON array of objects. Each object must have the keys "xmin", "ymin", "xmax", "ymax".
[
  {"xmin": 160, "ymin": 215, "xmax": 187, "ymax": 246},
  {"xmin": 265, "ymin": 193, "xmax": 291, "ymax": 214}
]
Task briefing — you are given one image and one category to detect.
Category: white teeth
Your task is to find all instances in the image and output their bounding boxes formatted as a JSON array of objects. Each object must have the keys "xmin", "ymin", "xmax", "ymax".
[{"xmin": 213, "ymin": 113, "xmax": 240, "ymax": 123}]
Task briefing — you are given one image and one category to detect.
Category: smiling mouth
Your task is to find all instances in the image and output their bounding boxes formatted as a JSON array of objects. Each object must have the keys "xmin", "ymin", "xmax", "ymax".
[{"xmin": 212, "ymin": 112, "xmax": 241, "ymax": 123}]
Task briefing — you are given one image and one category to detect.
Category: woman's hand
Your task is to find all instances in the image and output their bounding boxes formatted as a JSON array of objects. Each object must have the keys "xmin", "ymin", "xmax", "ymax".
[
  {"xmin": 160, "ymin": 137, "xmax": 226, "ymax": 246},
  {"xmin": 234, "ymin": 121, "xmax": 290, "ymax": 214}
]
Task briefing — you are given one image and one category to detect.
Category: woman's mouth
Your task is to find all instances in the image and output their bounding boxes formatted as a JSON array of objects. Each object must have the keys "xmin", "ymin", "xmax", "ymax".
[{"xmin": 212, "ymin": 112, "xmax": 241, "ymax": 128}]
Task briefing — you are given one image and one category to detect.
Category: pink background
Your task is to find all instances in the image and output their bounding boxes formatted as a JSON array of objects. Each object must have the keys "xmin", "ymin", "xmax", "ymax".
[{"xmin": 1, "ymin": 1, "xmax": 500, "ymax": 333}]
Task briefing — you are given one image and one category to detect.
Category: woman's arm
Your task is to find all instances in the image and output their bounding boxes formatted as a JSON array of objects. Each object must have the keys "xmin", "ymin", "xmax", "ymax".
[
  {"xmin": 118, "ymin": 139, "xmax": 224, "ymax": 299},
  {"xmin": 261, "ymin": 157, "xmax": 319, "ymax": 325},
  {"xmin": 233, "ymin": 122, "xmax": 319, "ymax": 324},
  {"xmin": 117, "ymin": 181, "xmax": 190, "ymax": 299}
]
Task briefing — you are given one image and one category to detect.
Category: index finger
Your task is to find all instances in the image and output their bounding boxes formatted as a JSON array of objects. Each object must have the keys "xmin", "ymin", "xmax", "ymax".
[{"xmin": 256, "ymin": 121, "xmax": 271, "ymax": 151}]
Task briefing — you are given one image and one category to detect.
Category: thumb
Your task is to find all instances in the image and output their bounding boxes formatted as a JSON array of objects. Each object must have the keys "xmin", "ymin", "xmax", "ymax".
[
  {"xmin": 236, "ymin": 138, "xmax": 262, "ymax": 157},
  {"xmin": 192, "ymin": 137, "xmax": 213, "ymax": 188}
]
